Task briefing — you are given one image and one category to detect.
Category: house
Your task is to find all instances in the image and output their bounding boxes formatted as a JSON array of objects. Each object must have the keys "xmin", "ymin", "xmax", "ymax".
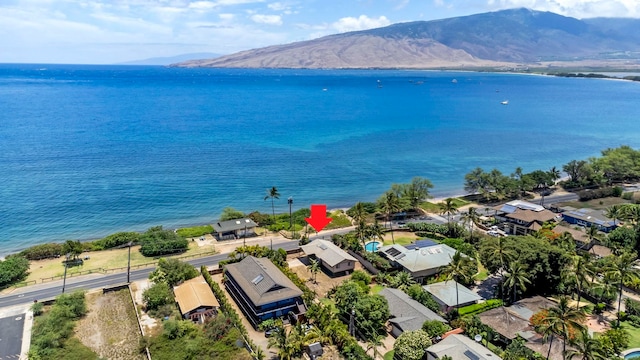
[
  {"xmin": 173, "ymin": 275, "xmax": 220, "ymax": 323},
  {"xmin": 213, "ymin": 218, "xmax": 258, "ymax": 240},
  {"xmin": 224, "ymin": 256, "xmax": 306, "ymax": 328},
  {"xmin": 300, "ymin": 239, "xmax": 358, "ymax": 276},
  {"xmin": 377, "ymin": 243, "xmax": 458, "ymax": 283},
  {"xmin": 551, "ymin": 225, "xmax": 589, "ymax": 245},
  {"xmin": 379, "ymin": 287, "xmax": 446, "ymax": 338},
  {"xmin": 423, "ymin": 280, "xmax": 483, "ymax": 311},
  {"xmin": 560, "ymin": 207, "xmax": 617, "ymax": 233},
  {"xmin": 493, "ymin": 200, "xmax": 558, "ymax": 235},
  {"xmin": 426, "ymin": 334, "xmax": 502, "ymax": 360},
  {"xmin": 477, "ymin": 296, "xmax": 566, "ymax": 360}
]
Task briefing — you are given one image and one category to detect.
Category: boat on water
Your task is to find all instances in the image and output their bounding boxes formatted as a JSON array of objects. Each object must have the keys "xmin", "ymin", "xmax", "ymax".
[
  {"xmin": 452, "ymin": 79, "xmax": 458, "ymax": 83},
  {"xmin": 501, "ymin": 100, "xmax": 509, "ymax": 105}
]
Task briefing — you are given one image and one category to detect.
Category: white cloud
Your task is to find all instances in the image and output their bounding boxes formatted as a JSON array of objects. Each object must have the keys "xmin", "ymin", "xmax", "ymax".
[
  {"xmin": 251, "ymin": 14, "xmax": 282, "ymax": 25},
  {"xmin": 219, "ymin": 13, "xmax": 235, "ymax": 20},
  {"xmin": 486, "ymin": 0, "xmax": 640, "ymax": 18},
  {"xmin": 268, "ymin": 2, "xmax": 289, "ymax": 11},
  {"xmin": 331, "ymin": 15, "xmax": 391, "ymax": 33},
  {"xmin": 189, "ymin": 1, "xmax": 217, "ymax": 10}
]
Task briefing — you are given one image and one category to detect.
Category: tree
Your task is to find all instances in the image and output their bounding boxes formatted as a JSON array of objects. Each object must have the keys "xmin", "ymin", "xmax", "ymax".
[
  {"xmin": 393, "ymin": 330, "xmax": 432, "ymax": 360},
  {"xmin": 537, "ymin": 296, "xmax": 586, "ymax": 358},
  {"xmin": 565, "ymin": 330, "xmax": 607, "ymax": 360},
  {"xmin": 604, "ymin": 251, "xmax": 640, "ymax": 326},
  {"xmin": 460, "ymin": 206, "xmax": 480, "ymax": 238},
  {"xmin": 605, "ymin": 204, "xmax": 624, "ymax": 227},
  {"xmin": 0, "ymin": 255, "xmax": 30, "ymax": 289},
  {"xmin": 220, "ymin": 207, "xmax": 245, "ymax": 221},
  {"xmin": 308, "ymin": 258, "xmax": 320, "ymax": 284},
  {"xmin": 562, "ymin": 254, "xmax": 594, "ymax": 309},
  {"xmin": 606, "ymin": 226, "xmax": 638, "ymax": 252},
  {"xmin": 332, "ymin": 280, "xmax": 367, "ymax": 318},
  {"xmin": 391, "ymin": 271, "xmax": 416, "ymax": 292},
  {"xmin": 407, "ymin": 284, "xmax": 441, "ymax": 313},
  {"xmin": 503, "ymin": 261, "xmax": 531, "ymax": 303},
  {"xmin": 149, "ymin": 258, "xmax": 199, "ymax": 287},
  {"xmin": 264, "ymin": 186, "xmax": 280, "ymax": 221},
  {"xmin": 438, "ymin": 198, "xmax": 460, "ymax": 233},
  {"xmin": 440, "ymin": 250, "xmax": 474, "ymax": 308},
  {"xmin": 399, "ymin": 177, "xmax": 434, "ymax": 210},
  {"xmin": 422, "ymin": 320, "xmax": 451, "ymax": 338},
  {"xmin": 366, "ymin": 332, "xmax": 386, "ymax": 359},
  {"xmin": 62, "ymin": 240, "xmax": 83, "ymax": 261},
  {"xmin": 378, "ymin": 190, "xmax": 401, "ymax": 244},
  {"xmin": 353, "ymin": 294, "xmax": 390, "ymax": 340},
  {"xmin": 142, "ymin": 282, "xmax": 174, "ymax": 311},
  {"xmin": 139, "ymin": 226, "xmax": 189, "ymax": 257}
]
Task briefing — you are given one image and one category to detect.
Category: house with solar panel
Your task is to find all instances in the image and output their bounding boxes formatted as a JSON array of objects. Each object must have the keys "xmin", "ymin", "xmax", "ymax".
[
  {"xmin": 300, "ymin": 239, "xmax": 358, "ymax": 276},
  {"xmin": 493, "ymin": 200, "xmax": 558, "ymax": 235},
  {"xmin": 560, "ymin": 206, "xmax": 617, "ymax": 233},
  {"xmin": 377, "ymin": 240, "xmax": 458, "ymax": 283},
  {"xmin": 213, "ymin": 218, "xmax": 258, "ymax": 240},
  {"xmin": 224, "ymin": 256, "xmax": 306, "ymax": 328}
]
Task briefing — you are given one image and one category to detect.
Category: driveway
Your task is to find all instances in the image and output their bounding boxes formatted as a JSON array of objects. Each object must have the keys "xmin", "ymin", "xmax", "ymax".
[{"xmin": 0, "ymin": 313, "xmax": 25, "ymax": 359}]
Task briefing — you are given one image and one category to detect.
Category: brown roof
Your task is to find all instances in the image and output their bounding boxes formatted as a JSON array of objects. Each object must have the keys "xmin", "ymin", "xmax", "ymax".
[
  {"xmin": 505, "ymin": 208, "xmax": 557, "ymax": 224},
  {"xmin": 174, "ymin": 275, "xmax": 220, "ymax": 315},
  {"xmin": 590, "ymin": 245, "xmax": 613, "ymax": 258},
  {"xmin": 552, "ymin": 225, "xmax": 589, "ymax": 243},
  {"xmin": 478, "ymin": 307, "xmax": 531, "ymax": 340}
]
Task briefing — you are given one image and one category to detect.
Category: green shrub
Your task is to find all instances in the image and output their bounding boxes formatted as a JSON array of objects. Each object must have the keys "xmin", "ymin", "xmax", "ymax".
[
  {"xmin": 20, "ymin": 243, "xmax": 63, "ymax": 260},
  {"xmin": 91, "ymin": 232, "xmax": 141, "ymax": 250},
  {"xmin": 351, "ymin": 270, "xmax": 371, "ymax": 285},
  {"xmin": 143, "ymin": 282, "xmax": 174, "ymax": 312},
  {"xmin": 139, "ymin": 226, "xmax": 189, "ymax": 257},
  {"xmin": 458, "ymin": 299, "xmax": 503, "ymax": 316},
  {"xmin": 0, "ymin": 255, "xmax": 30, "ymax": 289},
  {"xmin": 623, "ymin": 192, "xmax": 634, "ymax": 200}
]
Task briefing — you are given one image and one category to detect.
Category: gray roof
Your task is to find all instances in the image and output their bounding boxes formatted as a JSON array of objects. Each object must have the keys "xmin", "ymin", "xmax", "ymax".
[
  {"xmin": 378, "ymin": 243, "xmax": 457, "ymax": 273},
  {"xmin": 427, "ymin": 334, "xmax": 502, "ymax": 360},
  {"xmin": 423, "ymin": 281, "xmax": 483, "ymax": 307},
  {"xmin": 561, "ymin": 208, "xmax": 616, "ymax": 227},
  {"xmin": 213, "ymin": 218, "xmax": 258, "ymax": 233},
  {"xmin": 379, "ymin": 287, "xmax": 446, "ymax": 332},
  {"xmin": 224, "ymin": 256, "xmax": 303, "ymax": 306},
  {"xmin": 301, "ymin": 240, "xmax": 357, "ymax": 267},
  {"xmin": 495, "ymin": 200, "xmax": 545, "ymax": 213}
]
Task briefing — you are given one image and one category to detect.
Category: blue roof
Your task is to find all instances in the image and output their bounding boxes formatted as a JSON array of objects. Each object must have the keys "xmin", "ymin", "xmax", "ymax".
[{"xmin": 405, "ymin": 239, "xmax": 438, "ymax": 250}]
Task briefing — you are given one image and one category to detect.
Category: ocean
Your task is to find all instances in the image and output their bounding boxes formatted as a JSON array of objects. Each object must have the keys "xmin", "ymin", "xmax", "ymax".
[{"xmin": 1, "ymin": 64, "xmax": 639, "ymax": 255}]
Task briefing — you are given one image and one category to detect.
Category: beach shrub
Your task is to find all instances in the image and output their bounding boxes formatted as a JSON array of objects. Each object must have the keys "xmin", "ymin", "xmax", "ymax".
[
  {"xmin": 143, "ymin": 282, "xmax": 174, "ymax": 312},
  {"xmin": 347, "ymin": 202, "xmax": 377, "ymax": 217},
  {"xmin": 219, "ymin": 207, "xmax": 245, "ymax": 221},
  {"xmin": 0, "ymin": 255, "xmax": 30, "ymax": 289},
  {"xmin": 19, "ymin": 242, "xmax": 64, "ymax": 260},
  {"xmin": 150, "ymin": 258, "xmax": 198, "ymax": 287},
  {"xmin": 91, "ymin": 231, "xmax": 140, "ymax": 250},
  {"xmin": 577, "ymin": 186, "xmax": 623, "ymax": 201},
  {"xmin": 139, "ymin": 226, "xmax": 188, "ymax": 257}
]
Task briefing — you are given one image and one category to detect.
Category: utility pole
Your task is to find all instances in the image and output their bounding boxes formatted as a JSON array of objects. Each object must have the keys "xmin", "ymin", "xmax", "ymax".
[
  {"xmin": 288, "ymin": 197, "xmax": 293, "ymax": 229},
  {"xmin": 270, "ymin": 238, "xmax": 273, "ymax": 251},
  {"xmin": 349, "ymin": 308, "xmax": 355, "ymax": 336},
  {"xmin": 62, "ymin": 253, "xmax": 70, "ymax": 294}
]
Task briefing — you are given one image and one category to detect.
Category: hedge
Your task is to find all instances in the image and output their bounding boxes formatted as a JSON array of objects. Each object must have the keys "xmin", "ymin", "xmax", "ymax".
[{"xmin": 458, "ymin": 299, "xmax": 503, "ymax": 317}]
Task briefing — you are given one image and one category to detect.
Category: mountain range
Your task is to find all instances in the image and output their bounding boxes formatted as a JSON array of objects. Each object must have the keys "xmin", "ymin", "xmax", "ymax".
[
  {"xmin": 120, "ymin": 52, "xmax": 221, "ymax": 66},
  {"xmin": 175, "ymin": 8, "xmax": 640, "ymax": 70}
]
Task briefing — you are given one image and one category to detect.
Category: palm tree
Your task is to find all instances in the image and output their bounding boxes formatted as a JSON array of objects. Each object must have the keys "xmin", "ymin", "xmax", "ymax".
[
  {"xmin": 460, "ymin": 207, "xmax": 480, "ymax": 239},
  {"xmin": 308, "ymin": 258, "xmax": 321, "ymax": 284},
  {"xmin": 438, "ymin": 198, "xmax": 460, "ymax": 233},
  {"xmin": 503, "ymin": 261, "xmax": 531, "ymax": 303},
  {"xmin": 264, "ymin": 186, "xmax": 280, "ymax": 221},
  {"xmin": 379, "ymin": 191, "xmax": 401, "ymax": 244},
  {"xmin": 351, "ymin": 202, "xmax": 368, "ymax": 246},
  {"xmin": 565, "ymin": 329, "xmax": 607, "ymax": 360},
  {"xmin": 562, "ymin": 254, "xmax": 594, "ymax": 309},
  {"xmin": 485, "ymin": 237, "xmax": 516, "ymax": 302},
  {"xmin": 441, "ymin": 250, "xmax": 474, "ymax": 308},
  {"xmin": 549, "ymin": 166, "xmax": 561, "ymax": 186},
  {"xmin": 543, "ymin": 296, "xmax": 587, "ymax": 357},
  {"xmin": 605, "ymin": 204, "xmax": 624, "ymax": 227},
  {"xmin": 366, "ymin": 332, "xmax": 387, "ymax": 359},
  {"xmin": 604, "ymin": 251, "xmax": 640, "ymax": 326},
  {"xmin": 392, "ymin": 271, "xmax": 416, "ymax": 292}
]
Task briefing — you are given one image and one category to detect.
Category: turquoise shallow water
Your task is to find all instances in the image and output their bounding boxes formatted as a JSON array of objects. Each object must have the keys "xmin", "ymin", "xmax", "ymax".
[{"xmin": 1, "ymin": 64, "xmax": 639, "ymax": 255}]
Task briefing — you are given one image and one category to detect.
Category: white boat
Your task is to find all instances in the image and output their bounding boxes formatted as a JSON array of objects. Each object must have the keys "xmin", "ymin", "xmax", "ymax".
[
  {"xmin": 501, "ymin": 100, "xmax": 509, "ymax": 105},
  {"xmin": 452, "ymin": 79, "xmax": 458, "ymax": 83}
]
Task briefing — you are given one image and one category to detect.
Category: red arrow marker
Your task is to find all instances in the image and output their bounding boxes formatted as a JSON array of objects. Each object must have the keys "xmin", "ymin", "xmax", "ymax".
[{"xmin": 305, "ymin": 204, "xmax": 333, "ymax": 232}]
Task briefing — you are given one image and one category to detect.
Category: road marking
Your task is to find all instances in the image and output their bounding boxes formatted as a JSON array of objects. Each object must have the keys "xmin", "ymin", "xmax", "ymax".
[{"xmin": 14, "ymin": 317, "xmax": 22, "ymax": 321}]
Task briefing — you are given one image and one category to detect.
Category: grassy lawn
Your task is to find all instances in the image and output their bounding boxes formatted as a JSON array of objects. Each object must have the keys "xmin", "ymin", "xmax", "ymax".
[
  {"xmin": 474, "ymin": 261, "xmax": 489, "ymax": 281},
  {"xmin": 620, "ymin": 321, "xmax": 640, "ymax": 349},
  {"xmin": 325, "ymin": 210, "xmax": 352, "ymax": 229},
  {"xmin": 382, "ymin": 234, "xmax": 419, "ymax": 246},
  {"xmin": 24, "ymin": 240, "xmax": 217, "ymax": 283},
  {"xmin": 421, "ymin": 197, "xmax": 470, "ymax": 213},
  {"xmin": 558, "ymin": 196, "xmax": 630, "ymax": 210}
]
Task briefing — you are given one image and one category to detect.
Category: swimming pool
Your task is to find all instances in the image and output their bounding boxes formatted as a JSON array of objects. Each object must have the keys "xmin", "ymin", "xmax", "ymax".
[
  {"xmin": 623, "ymin": 349, "xmax": 640, "ymax": 359},
  {"xmin": 365, "ymin": 241, "xmax": 380, "ymax": 252}
]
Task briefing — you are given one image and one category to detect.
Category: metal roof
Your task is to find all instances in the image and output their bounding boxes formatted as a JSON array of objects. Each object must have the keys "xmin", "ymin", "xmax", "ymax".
[
  {"xmin": 423, "ymin": 280, "xmax": 483, "ymax": 307},
  {"xmin": 224, "ymin": 256, "xmax": 303, "ymax": 306},
  {"xmin": 300, "ymin": 240, "xmax": 357, "ymax": 267},
  {"xmin": 379, "ymin": 287, "xmax": 445, "ymax": 333},
  {"xmin": 427, "ymin": 334, "xmax": 502, "ymax": 360},
  {"xmin": 173, "ymin": 275, "xmax": 220, "ymax": 315},
  {"xmin": 378, "ymin": 243, "xmax": 458, "ymax": 273},
  {"xmin": 213, "ymin": 218, "xmax": 258, "ymax": 233}
]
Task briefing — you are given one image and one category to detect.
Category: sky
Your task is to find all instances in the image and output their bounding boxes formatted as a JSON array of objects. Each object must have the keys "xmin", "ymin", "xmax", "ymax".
[{"xmin": 1, "ymin": 0, "xmax": 639, "ymax": 64}]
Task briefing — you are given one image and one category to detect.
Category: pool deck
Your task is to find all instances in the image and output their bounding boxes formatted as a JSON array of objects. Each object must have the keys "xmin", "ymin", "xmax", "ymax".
[{"xmin": 621, "ymin": 348, "xmax": 640, "ymax": 358}]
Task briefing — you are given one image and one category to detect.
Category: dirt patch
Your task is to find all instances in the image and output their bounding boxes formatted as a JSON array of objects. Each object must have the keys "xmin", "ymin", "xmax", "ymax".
[
  {"xmin": 289, "ymin": 255, "xmax": 363, "ymax": 299},
  {"xmin": 130, "ymin": 280, "xmax": 158, "ymax": 334},
  {"xmin": 586, "ymin": 314, "xmax": 610, "ymax": 333},
  {"xmin": 75, "ymin": 290, "xmax": 146, "ymax": 360}
]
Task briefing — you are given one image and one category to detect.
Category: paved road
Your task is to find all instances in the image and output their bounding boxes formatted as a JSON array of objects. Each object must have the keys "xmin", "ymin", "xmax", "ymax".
[
  {"xmin": 0, "ymin": 314, "xmax": 24, "ymax": 359},
  {"xmin": 0, "ymin": 240, "xmax": 302, "ymax": 308}
]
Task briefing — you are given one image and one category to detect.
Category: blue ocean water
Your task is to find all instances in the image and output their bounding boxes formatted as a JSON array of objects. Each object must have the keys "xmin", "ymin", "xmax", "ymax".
[{"xmin": 1, "ymin": 64, "xmax": 640, "ymax": 255}]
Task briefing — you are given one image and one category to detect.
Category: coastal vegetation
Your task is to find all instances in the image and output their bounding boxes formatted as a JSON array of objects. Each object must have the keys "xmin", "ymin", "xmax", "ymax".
[{"xmin": 0, "ymin": 254, "xmax": 29, "ymax": 289}]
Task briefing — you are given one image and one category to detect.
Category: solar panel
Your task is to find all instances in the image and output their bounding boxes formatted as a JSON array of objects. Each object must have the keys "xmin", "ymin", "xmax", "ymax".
[
  {"xmin": 386, "ymin": 248, "xmax": 401, "ymax": 257},
  {"xmin": 395, "ymin": 253, "xmax": 406, "ymax": 260},
  {"xmin": 251, "ymin": 274, "xmax": 264, "ymax": 285},
  {"xmin": 464, "ymin": 350, "xmax": 480, "ymax": 360}
]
